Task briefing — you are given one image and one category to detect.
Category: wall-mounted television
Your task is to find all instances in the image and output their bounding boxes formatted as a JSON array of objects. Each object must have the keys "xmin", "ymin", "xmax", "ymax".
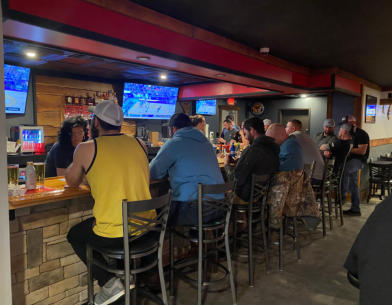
[
  {"xmin": 196, "ymin": 99, "xmax": 216, "ymax": 115},
  {"xmin": 4, "ymin": 64, "xmax": 30, "ymax": 114},
  {"xmin": 122, "ymin": 82, "xmax": 179, "ymax": 120}
]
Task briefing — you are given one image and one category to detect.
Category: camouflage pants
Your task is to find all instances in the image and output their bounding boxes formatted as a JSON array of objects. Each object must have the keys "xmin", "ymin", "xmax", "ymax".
[{"xmin": 268, "ymin": 170, "xmax": 320, "ymax": 229}]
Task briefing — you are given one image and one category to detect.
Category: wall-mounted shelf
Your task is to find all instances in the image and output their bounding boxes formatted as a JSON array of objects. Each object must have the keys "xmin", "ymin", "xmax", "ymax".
[{"xmin": 380, "ymin": 98, "xmax": 392, "ymax": 105}]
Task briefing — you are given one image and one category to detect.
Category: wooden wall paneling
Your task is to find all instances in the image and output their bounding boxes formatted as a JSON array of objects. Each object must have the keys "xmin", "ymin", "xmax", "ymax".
[
  {"xmin": 34, "ymin": 75, "xmax": 115, "ymax": 143},
  {"xmin": 370, "ymin": 138, "xmax": 392, "ymax": 147},
  {"xmin": 121, "ymin": 121, "xmax": 136, "ymax": 136},
  {"xmin": 36, "ymin": 95, "xmax": 64, "ymax": 112},
  {"xmin": 35, "ymin": 75, "xmax": 114, "ymax": 92}
]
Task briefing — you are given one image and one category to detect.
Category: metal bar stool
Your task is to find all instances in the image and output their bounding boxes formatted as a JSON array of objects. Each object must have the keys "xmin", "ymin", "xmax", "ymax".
[
  {"xmin": 276, "ymin": 215, "xmax": 301, "ymax": 272},
  {"xmin": 231, "ymin": 174, "xmax": 272, "ymax": 287},
  {"xmin": 86, "ymin": 191, "xmax": 172, "ymax": 305},
  {"xmin": 312, "ymin": 159, "xmax": 332, "ymax": 236},
  {"xmin": 330, "ymin": 146, "xmax": 352, "ymax": 226},
  {"xmin": 169, "ymin": 182, "xmax": 236, "ymax": 305}
]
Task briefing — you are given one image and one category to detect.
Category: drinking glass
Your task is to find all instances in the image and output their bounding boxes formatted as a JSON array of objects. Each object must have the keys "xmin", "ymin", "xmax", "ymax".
[
  {"xmin": 34, "ymin": 162, "xmax": 45, "ymax": 188},
  {"xmin": 7, "ymin": 164, "xmax": 19, "ymax": 186}
]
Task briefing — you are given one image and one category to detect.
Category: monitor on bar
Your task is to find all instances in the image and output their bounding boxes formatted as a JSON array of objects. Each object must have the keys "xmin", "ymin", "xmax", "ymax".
[
  {"xmin": 122, "ymin": 82, "xmax": 179, "ymax": 120},
  {"xmin": 195, "ymin": 99, "xmax": 217, "ymax": 115}
]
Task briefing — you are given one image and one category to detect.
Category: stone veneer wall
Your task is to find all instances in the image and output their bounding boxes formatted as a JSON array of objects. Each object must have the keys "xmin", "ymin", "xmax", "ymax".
[{"xmin": 10, "ymin": 197, "xmax": 95, "ymax": 305}]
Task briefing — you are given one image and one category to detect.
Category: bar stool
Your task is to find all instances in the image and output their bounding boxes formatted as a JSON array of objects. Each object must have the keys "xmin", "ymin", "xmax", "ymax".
[
  {"xmin": 312, "ymin": 159, "xmax": 332, "ymax": 236},
  {"xmin": 277, "ymin": 215, "xmax": 301, "ymax": 272},
  {"xmin": 231, "ymin": 174, "xmax": 272, "ymax": 287},
  {"xmin": 169, "ymin": 182, "xmax": 236, "ymax": 305},
  {"xmin": 86, "ymin": 191, "xmax": 172, "ymax": 305},
  {"xmin": 268, "ymin": 171, "xmax": 304, "ymax": 272},
  {"xmin": 330, "ymin": 146, "xmax": 352, "ymax": 226}
]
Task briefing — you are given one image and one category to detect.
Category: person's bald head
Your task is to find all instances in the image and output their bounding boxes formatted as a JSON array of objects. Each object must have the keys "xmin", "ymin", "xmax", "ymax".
[{"xmin": 265, "ymin": 123, "xmax": 288, "ymax": 145}]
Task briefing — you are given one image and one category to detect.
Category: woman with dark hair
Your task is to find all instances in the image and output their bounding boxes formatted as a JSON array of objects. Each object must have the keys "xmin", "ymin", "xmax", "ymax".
[{"xmin": 45, "ymin": 116, "xmax": 88, "ymax": 177}]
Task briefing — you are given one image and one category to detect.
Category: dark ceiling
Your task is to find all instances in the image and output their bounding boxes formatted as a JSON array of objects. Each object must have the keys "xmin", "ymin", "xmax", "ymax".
[
  {"xmin": 129, "ymin": 0, "xmax": 392, "ymax": 87},
  {"xmin": 3, "ymin": 39, "xmax": 215, "ymax": 86}
]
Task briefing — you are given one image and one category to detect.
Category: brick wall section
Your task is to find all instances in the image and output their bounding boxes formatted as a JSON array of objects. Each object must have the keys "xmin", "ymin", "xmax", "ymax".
[{"xmin": 10, "ymin": 197, "xmax": 95, "ymax": 305}]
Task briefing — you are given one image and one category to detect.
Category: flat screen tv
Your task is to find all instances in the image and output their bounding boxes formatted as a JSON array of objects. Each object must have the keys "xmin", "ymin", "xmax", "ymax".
[
  {"xmin": 122, "ymin": 82, "xmax": 179, "ymax": 120},
  {"xmin": 196, "ymin": 99, "xmax": 216, "ymax": 115},
  {"xmin": 4, "ymin": 64, "xmax": 30, "ymax": 114}
]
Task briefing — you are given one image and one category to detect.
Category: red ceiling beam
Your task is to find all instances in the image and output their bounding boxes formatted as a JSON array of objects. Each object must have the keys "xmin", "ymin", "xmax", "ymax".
[
  {"xmin": 5, "ymin": 0, "xmax": 337, "ymax": 93},
  {"xmin": 178, "ymin": 82, "xmax": 270, "ymax": 100},
  {"xmin": 335, "ymin": 75, "xmax": 361, "ymax": 96},
  {"xmin": 3, "ymin": 20, "xmax": 305, "ymax": 94}
]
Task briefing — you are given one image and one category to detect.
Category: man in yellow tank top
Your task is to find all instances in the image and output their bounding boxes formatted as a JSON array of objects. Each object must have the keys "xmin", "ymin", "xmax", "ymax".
[{"xmin": 65, "ymin": 101, "xmax": 152, "ymax": 305}]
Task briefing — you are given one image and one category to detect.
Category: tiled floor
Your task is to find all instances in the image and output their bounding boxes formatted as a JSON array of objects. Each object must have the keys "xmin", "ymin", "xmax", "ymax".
[{"xmin": 111, "ymin": 200, "xmax": 378, "ymax": 305}]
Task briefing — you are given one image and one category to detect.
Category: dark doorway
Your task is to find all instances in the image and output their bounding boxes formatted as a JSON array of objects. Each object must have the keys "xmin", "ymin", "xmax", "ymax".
[{"xmin": 280, "ymin": 109, "xmax": 311, "ymax": 133}]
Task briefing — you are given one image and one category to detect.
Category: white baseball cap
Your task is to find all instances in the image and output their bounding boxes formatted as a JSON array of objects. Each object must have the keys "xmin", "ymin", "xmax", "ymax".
[{"xmin": 90, "ymin": 101, "xmax": 123, "ymax": 126}]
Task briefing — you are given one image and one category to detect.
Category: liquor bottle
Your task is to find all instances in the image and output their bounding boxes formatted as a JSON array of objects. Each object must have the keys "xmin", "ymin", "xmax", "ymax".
[
  {"xmin": 230, "ymin": 142, "xmax": 236, "ymax": 158},
  {"xmin": 65, "ymin": 95, "xmax": 73, "ymax": 105},
  {"xmin": 25, "ymin": 162, "xmax": 36, "ymax": 190}
]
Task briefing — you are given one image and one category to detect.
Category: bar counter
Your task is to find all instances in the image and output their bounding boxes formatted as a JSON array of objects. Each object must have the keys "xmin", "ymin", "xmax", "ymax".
[{"xmin": 9, "ymin": 177, "xmax": 169, "ymax": 305}]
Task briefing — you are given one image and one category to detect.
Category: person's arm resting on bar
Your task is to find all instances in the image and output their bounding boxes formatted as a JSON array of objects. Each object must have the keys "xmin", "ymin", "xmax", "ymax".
[
  {"xmin": 65, "ymin": 143, "xmax": 87, "ymax": 187},
  {"xmin": 149, "ymin": 142, "xmax": 175, "ymax": 180}
]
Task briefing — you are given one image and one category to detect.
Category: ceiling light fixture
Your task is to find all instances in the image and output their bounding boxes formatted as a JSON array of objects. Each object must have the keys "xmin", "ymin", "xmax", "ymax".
[
  {"xmin": 300, "ymin": 94, "xmax": 308, "ymax": 98},
  {"xmin": 159, "ymin": 74, "xmax": 167, "ymax": 80},
  {"xmin": 25, "ymin": 51, "xmax": 37, "ymax": 58},
  {"xmin": 136, "ymin": 56, "xmax": 151, "ymax": 61},
  {"xmin": 215, "ymin": 73, "xmax": 225, "ymax": 77}
]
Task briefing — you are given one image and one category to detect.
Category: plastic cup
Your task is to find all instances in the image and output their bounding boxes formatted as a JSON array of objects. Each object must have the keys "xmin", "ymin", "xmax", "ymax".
[
  {"xmin": 7, "ymin": 164, "xmax": 19, "ymax": 186},
  {"xmin": 34, "ymin": 162, "xmax": 45, "ymax": 188}
]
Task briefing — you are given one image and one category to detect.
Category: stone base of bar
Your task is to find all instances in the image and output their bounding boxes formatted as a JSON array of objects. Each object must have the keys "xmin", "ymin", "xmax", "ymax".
[{"xmin": 10, "ymin": 197, "xmax": 96, "ymax": 305}]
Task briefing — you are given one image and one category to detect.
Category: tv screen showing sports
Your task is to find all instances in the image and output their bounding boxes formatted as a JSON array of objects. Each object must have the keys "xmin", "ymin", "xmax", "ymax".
[
  {"xmin": 366, "ymin": 104, "xmax": 376, "ymax": 116},
  {"xmin": 4, "ymin": 64, "xmax": 30, "ymax": 114},
  {"xmin": 196, "ymin": 99, "xmax": 216, "ymax": 115},
  {"xmin": 122, "ymin": 83, "xmax": 179, "ymax": 120}
]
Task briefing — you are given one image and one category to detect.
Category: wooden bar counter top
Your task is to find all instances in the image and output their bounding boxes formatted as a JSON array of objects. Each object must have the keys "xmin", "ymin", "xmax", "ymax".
[
  {"xmin": 9, "ymin": 177, "xmax": 170, "ymax": 210},
  {"xmin": 8, "ymin": 177, "xmax": 91, "ymax": 210}
]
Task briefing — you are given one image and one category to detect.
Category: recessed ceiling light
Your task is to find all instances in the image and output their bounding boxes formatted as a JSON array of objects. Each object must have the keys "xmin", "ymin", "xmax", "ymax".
[
  {"xmin": 159, "ymin": 74, "xmax": 167, "ymax": 80},
  {"xmin": 25, "ymin": 51, "xmax": 37, "ymax": 58},
  {"xmin": 300, "ymin": 94, "xmax": 308, "ymax": 98},
  {"xmin": 136, "ymin": 56, "xmax": 150, "ymax": 61},
  {"xmin": 215, "ymin": 73, "xmax": 225, "ymax": 77}
]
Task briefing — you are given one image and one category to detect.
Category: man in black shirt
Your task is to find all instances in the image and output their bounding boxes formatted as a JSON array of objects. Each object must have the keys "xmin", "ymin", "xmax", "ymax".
[
  {"xmin": 342, "ymin": 115, "xmax": 370, "ymax": 216},
  {"xmin": 344, "ymin": 196, "xmax": 392, "ymax": 305},
  {"xmin": 225, "ymin": 117, "xmax": 280, "ymax": 201},
  {"xmin": 320, "ymin": 123, "xmax": 352, "ymax": 174}
]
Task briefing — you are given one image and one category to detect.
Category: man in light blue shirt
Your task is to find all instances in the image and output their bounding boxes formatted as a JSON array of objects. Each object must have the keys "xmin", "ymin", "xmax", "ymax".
[{"xmin": 150, "ymin": 113, "xmax": 224, "ymax": 225}]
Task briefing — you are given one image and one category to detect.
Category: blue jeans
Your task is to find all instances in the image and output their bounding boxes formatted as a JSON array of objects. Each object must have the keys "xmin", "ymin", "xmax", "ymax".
[
  {"xmin": 168, "ymin": 201, "xmax": 225, "ymax": 226},
  {"xmin": 342, "ymin": 159, "xmax": 364, "ymax": 212}
]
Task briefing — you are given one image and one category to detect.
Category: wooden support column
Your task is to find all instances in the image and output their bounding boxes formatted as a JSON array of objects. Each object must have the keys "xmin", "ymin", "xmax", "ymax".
[{"xmin": 354, "ymin": 84, "xmax": 364, "ymax": 127}]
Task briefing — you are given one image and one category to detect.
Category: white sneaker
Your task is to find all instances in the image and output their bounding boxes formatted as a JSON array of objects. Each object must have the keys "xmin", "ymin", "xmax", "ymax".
[{"xmin": 94, "ymin": 277, "xmax": 125, "ymax": 305}]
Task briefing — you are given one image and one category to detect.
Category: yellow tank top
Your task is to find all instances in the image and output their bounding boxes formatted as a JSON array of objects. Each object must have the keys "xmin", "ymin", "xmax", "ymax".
[{"xmin": 86, "ymin": 134, "xmax": 155, "ymax": 238}]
